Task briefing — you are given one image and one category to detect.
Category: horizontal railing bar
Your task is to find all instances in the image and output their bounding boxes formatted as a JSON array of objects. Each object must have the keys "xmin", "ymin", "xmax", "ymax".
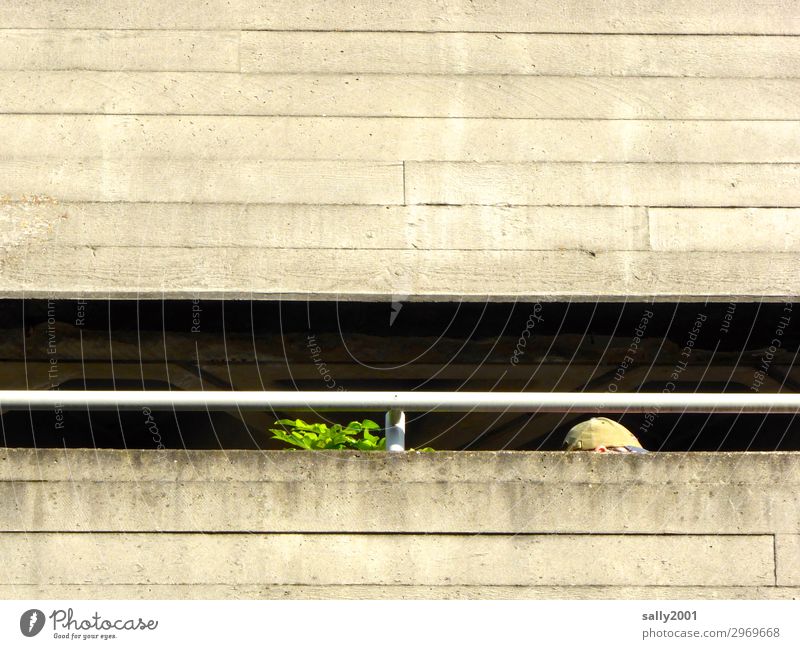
[{"xmin": 0, "ymin": 390, "xmax": 798, "ymax": 413}]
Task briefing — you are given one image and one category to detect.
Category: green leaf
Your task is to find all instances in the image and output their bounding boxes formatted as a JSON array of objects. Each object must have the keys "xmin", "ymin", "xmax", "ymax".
[{"xmin": 269, "ymin": 418, "xmax": 394, "ymax": 451}]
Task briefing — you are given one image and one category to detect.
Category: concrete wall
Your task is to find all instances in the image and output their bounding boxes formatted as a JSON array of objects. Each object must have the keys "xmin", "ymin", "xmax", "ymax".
[
  {"xmin": 1, "ymin": 449, "xmax": 798, "ymax": 599},
  {"xmin": 0, "ymin": 1, "xmax": 799, "ymax": 300}
]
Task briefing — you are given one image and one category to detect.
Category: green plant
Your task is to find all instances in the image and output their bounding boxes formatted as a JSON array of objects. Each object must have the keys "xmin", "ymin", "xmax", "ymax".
[
  {"xmin": 269, "ymin": 418, "xmax": 435, "ymax": 451},
  {"xmin": 270, "ymin": 418, "xmax": 385, "ymax": 450}
]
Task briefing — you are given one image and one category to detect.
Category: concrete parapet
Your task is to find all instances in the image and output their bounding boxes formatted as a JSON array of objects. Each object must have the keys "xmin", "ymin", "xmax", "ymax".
[{"xmin": 0, "ymin": 450, "xmax": 797, "ymax": 598}]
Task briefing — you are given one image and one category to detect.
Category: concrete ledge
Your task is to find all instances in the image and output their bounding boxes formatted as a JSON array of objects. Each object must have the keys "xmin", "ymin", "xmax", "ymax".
[
  {"xmin": 2, "ymin": 480, "xmax": 798, "ymax": 534},
  {"xmin": 776, "ymin": 535, "xmax": 800, "ymax": 586},
  {"xmin": 2, "ymin": 585, "xmax": 799, "ymax": 600},
  {"xmin": 3, "ymin": 449, "xmax": 797, "ymax": 484},
  {"xmin": 0, "ymin": 532, "xmax": 774, "ymax": 587},
  {"xmin": 0, "ymin": 450, "xmax": 792, "ymax": 597},
  {"xmin": 0, "ymin": 450, "xmax": 798, "ymax": 534}
]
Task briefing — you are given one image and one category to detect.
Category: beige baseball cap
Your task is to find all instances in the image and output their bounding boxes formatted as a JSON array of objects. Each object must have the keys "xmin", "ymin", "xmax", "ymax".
[{"xmin": 562, "ymin": 417, "xmax": 647, "ymax": 452}]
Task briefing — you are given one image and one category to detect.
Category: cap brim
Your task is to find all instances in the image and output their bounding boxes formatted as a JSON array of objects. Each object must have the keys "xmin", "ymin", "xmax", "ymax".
[{"xmin": 624, "ymin": 445, "xmax": 649, "ymax": 454}]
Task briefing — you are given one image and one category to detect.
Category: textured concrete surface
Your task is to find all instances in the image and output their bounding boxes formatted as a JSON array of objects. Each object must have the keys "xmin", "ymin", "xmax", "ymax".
[
  {"xmin": 1, "ymin": 202, "xmax": 650, "ymax": 250},
  {"xmin": 1, "ymin": 1, "xmax": 799, "ymax": 300},
  {"xmin": 0, "ymin": 450, "xmax": 799, "ymax": 534},
  {"xmin": 0, "ymin": 532, "xmax": 775, "ymax": 586},
  {"xmin": 776, "ymin": 535, "xmax": 800, "ymax": 586},
  {"xmin": 1, "ymin": 74, "xmax": 798, "ymax": 118},
  {"xmin": 0, "ymin": 1, "xmax": 796, "ymax": 33},
  {"xmin": 0, "ymin": 30, "xmax": 239, "ymax": 71},
  {"xmin": 3, "ymin": 249, "xmax": 799, "ymax": 300},
  {"xmin": 0, "ymin": 450, "xmax": 797, "ymax": 598},
  {"xmin": 3, "ymin": 585, "xmax": 800, "ymax": 600},
  {"xmin": 2, "ymin": 449, "xmax": 797, "ymax": 484},
  {"xmin": 405, "ymin": 162, "xmax": 800, "ymax": 206},
  {"xmin": 4, "ymin": 117, "xmax": 798, "ymax": 162},
  {"xmin": 240, "ymin": 33, "xmax": 800, "ymax": 76}
]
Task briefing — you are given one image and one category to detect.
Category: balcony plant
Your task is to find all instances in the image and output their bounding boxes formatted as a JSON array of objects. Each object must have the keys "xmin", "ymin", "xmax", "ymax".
[{"xmin": 269, "ymin": 418, "xmax": 433, "ymax": 451}]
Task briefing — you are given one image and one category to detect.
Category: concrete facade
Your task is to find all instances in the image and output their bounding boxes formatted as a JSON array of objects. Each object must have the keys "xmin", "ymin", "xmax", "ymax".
[
  {"xmin": 0, "ymin": 449, "xmax": 797, "ymax": 599},
  {"xmin": 0, "ymin": 1, "xmax": 799, "ymax": 300}
]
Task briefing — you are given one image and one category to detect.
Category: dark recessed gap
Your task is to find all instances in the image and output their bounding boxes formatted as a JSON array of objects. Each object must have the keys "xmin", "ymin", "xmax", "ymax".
[{"xmin": 0, "ymin": 299, "xmax": 796, "ymax": 451}]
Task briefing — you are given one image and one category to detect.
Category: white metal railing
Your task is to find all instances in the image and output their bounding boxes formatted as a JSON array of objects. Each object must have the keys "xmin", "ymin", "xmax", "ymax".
[{"xmin": 1, "ymin": 390, "xmax": 798, "ymax": 451}]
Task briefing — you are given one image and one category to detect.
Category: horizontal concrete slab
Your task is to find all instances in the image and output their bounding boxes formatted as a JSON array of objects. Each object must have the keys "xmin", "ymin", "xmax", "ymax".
[
  {"xmin": 0, "ymin": 1, "xmax": 795, "ymax": 33},
  {"xmin": 0, "ymin": 115, "xmax": 800, "ymax": 162},
  {"xmin": 0, "ymin": 159, "xmax": 404, "ymax": 204},
  {"xmin": 2, "ymin": 584, "xmax": 799, "ymax": 600},
  {"xmin": 2, "ymin": 478, "xmax": 798, "ymax": 535},
  {"xmin": 2, "ymin": 248, "xmax": 800, "ymax": 300},
  {"xmin": 241, "ymin": 33, "xmax": 800, "ymax": 77},
  {"xmin": 649, "ymin": 208, "xmax": 800, "ymax": 252},
  {"xmin": 776, "ymin": 535, "xmax": 800, "ymax": 586},
  {"xmin": 9, "ymin": 160, "xmax": 796, "ymax": 207},
  {"xmin": 0, "ymin": 532, "xmax": 774, "ymax": 586},
  {"xmin": 3, "ymin": 450, "xmax": 796, "ymax": 489},
  {"xmin": 0, "ymin": 30, "xmax": 239, "ymax": 71},
  {"xmin": 406, "ymin": 162, "xmax": 800, "ymax": 207},
  {"xmin": 0, "ymin": 451, "xmax": 797, "ymax": 534},
  {"xmin": 4, "ymin": 116, "xmax": 799, "ymax": 163},
  {"xmin": 0, "ymin": 203, "xmax": 649, "ymax": 251},
  {"xmin": 2, "ymin": 74, "xmax": 799, "ymax": 119}
]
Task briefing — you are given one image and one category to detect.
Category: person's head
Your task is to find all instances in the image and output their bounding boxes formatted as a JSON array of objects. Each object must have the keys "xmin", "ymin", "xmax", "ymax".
[{"xmin": 562, "ymin": 417, "xmax": 648, "ymax": 453}]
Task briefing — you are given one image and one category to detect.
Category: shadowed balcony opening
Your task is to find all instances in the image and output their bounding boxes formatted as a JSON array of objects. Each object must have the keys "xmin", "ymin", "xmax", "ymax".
[{"xmin": 0, "ymin": 299, "xmax": 796, "ymax": 451}]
